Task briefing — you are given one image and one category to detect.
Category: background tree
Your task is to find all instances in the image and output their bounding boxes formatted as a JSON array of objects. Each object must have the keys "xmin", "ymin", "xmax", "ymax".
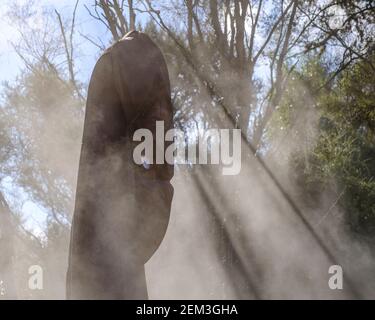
[
  {"xmin": 0, "ymin": 2, "xmax": 83, "ymax": 298},
  {"xmin": 0, "ymin": 0, "xmax": 374, "ymax": 299},
  {"xmin": 278, "ymin": 53, "xmax": 375, "ymax": 236},
  {"xmin": 84, "ymin": 0, "xmax": 375, "ymax": 298}
]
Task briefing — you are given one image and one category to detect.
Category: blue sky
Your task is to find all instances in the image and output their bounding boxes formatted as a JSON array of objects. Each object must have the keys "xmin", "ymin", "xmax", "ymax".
[{"xmin": 0, "ymin": 0, "xmax": 110, "ymax": 85}]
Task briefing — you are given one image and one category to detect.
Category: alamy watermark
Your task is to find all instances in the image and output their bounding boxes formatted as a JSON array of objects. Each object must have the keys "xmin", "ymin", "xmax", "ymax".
[
  {"xmin": 28, "ymin": 265, "xmax": 43, "ymax": 290},
  {"xmin": 327, "ymin": 5, "xmax": 346, "ymax": 30},
  {"xmin": 132, "ymin": 121, "xmax": 242, "ymax": 175},
  {"xmin": 328, "ymin": 265, "xmax": 343, "ymax": 290}
]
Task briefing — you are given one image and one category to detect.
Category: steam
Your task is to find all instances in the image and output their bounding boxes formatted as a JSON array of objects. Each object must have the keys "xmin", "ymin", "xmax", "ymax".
[
  {"xmin": 145, "ymin": 63, "xmax": 375, "ymax": 299},
  {"xmin": 1, "ymin": 2, "xmax": 375, "ymax": 301},
  {"xmin": 3, "ymin": 45, "xmax": 375, "ymax": 300}
]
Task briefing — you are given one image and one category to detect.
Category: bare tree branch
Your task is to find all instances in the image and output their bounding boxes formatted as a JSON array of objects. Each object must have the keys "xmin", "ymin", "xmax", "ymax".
[{"xmin": 55, "ymin": 1, "xmax": 84, "ymax": 101}]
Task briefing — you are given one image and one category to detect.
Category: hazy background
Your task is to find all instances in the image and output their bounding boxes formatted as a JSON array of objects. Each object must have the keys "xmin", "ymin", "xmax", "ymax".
[{"xmin": 0, "ymin": 0, "xmax": 374, "ymax": 299}]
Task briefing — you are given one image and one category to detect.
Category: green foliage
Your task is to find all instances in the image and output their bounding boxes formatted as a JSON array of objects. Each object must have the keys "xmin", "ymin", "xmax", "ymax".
[
  {"xmin": 314, "ymin": 57, "xmax": 375, "ymax": 234},
  {"xmin": 275, "ymin": 55, "xmax": 375, "ymax": 235}
]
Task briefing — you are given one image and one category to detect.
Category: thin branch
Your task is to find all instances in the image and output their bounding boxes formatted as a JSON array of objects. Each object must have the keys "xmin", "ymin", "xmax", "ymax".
[
  {"xmin": 55, "ymin": 5, "xmax": 84, "ymax": 101},
  {"xmin": 253, "ymin": 0, "xmax": 294, "ymax": 65},
  {"xmin": 79, "ymin": 31, "xmax": 106, "ymax": 51}
]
